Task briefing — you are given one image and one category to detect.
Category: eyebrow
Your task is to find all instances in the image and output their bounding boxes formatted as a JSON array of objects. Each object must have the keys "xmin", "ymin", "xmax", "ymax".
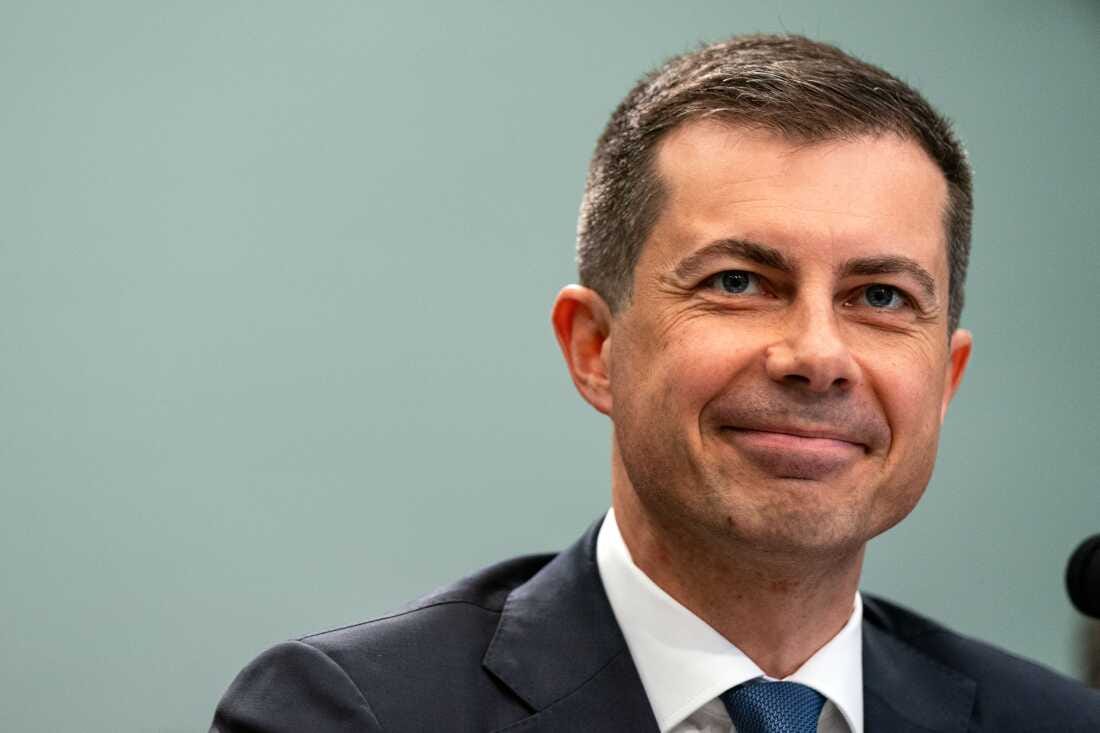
[
  {"xmin": 841, "ymin": 256, "xmax": 937, "ymax": 301},
  {"xmin": 669, "ymin": 237, "xmax": 938, "ymax": 302},
  {"xmin": 670, "ymin": 238, "xmax": 794, "ymax": 282}
]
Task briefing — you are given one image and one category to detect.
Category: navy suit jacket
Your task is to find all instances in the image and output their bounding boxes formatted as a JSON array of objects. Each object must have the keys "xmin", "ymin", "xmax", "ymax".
[{"xmin": 212, "ymin": 520, "xmax": 1100, "ymax": 732}]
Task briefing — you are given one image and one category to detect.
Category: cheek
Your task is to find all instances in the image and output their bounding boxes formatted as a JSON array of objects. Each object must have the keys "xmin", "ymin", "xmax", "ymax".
[
  {"xmin": 865, "ymin": 356, "xmax": 949, "ymax": 528},
  {"xmin": 656, "ymin": 325, "xmax": 761, "ymax": 416},
  {"xmin": 856, "ymin": 331, "xmax": 946, "ymax": 421},
  {"xmin": 866, "ymin": 350, "xmax": 948, "ymax": 464},
  {"xmin": 613, "ymin": 314, "xmax": 762, "ymax": 431}
]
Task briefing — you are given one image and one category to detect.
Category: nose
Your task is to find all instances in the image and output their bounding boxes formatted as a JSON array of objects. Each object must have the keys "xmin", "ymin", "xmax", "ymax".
[{"xmin": 764, "ymin": 303, "xmax": 861, "ymax": 393}]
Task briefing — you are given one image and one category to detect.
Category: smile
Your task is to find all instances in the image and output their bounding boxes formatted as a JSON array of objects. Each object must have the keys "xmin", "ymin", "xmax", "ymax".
[{"xmin": 719, "ymin": 427, "xmax": 867, "ymax": 479}]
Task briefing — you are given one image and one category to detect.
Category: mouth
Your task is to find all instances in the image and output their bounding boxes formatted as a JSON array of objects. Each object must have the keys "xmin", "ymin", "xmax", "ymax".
[
  {"xmin": 724, "ymin": 425, "xmax": 868, "ymax": 449},
  {"xmin": 718, "ymin": 425, "xmax": 867, "ymax": 479}
]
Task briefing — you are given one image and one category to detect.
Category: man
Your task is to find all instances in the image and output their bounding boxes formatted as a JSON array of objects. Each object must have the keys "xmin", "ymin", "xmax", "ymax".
[{"xmin": 211, "ymin": 35, "xmax": 1100, "ymax": 732}]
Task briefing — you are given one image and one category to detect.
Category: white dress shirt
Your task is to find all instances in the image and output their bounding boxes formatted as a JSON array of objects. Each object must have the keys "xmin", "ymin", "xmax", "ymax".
[{"xmin": 596, "ymin": 509, "xmax": 863, "ymax": 733}]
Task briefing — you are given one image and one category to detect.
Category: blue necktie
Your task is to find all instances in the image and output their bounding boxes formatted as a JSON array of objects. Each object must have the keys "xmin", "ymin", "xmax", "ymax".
[{"xmin": 720, "ymin": 679, "xmax": 826, "ymax": 733}]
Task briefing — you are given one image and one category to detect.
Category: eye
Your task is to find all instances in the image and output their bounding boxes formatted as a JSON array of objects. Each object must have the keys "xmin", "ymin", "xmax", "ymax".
[
  {"xmin": 859, "ymin": 284, "xmax": 908, "ymax": 310},
  {"xmin": 707, "ymin": 270, "xmax": 763, "ymax": 295}
]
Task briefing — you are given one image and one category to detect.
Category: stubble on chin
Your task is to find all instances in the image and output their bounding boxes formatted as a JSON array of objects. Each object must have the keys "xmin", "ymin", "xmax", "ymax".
[{"xmin": 677, "ymin": 455, "xmax": 882, "ymax": 561}]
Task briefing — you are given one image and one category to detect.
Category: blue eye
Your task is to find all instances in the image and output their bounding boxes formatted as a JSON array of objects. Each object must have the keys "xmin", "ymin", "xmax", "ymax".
[
  {"xmin": 863, "ymin": 284, "xmax": 906, "ymax": 310},
  {"xmin": 712, "ymin": 270, "xmax": 761, "ymax": 295}
]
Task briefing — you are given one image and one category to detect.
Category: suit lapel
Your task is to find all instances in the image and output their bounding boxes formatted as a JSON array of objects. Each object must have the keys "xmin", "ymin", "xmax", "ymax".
[
  {"xmin": 491, "ymin": 652, "xmax": 658, "ymax": 732},
  {"xmin": 483, "ymin": 520, "xmax": 659, "ymax": 733},
  {"xmin": 862, "ymin": 599, "xmax": 976, "ymax": 733}
]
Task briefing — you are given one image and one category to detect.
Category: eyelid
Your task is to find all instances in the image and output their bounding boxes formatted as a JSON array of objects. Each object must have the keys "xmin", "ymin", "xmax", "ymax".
[
  {"xmin": 701, "ymin": 269, "xmax": 767, "ymax": 295},
  {"xmin": 696, "ymin": 272, "xmax": 925, "ymax": 313},
  {"xmin": 848, "ymin": 283, "xmax": 917, "ymax": 311}
]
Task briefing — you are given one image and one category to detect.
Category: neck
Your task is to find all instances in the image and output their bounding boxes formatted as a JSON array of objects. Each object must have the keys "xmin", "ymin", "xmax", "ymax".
[{"xmin": 611, "ymin": 481, "xmax": 863, "ymax": 679}]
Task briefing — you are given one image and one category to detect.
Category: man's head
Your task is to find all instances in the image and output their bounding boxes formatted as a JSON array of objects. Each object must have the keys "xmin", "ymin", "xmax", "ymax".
[
  {"xmin": 553, "ymin": 34, "xmax": 973, "ymax": 562},
  {"xmin": 577, "ymin": 34, "xmax": 972, "ymax": 335}
]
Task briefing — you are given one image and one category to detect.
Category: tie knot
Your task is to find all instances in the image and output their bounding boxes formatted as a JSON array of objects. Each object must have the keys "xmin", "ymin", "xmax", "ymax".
[{"xmin": 720, "ymin": 679, "xmax": 826, "ymax": 733}]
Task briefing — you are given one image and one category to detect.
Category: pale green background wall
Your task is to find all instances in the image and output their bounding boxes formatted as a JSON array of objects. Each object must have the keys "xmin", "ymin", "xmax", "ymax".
[{"xmin": 2, "ymin": 1, "xmax": 1097, "ymax": 731}]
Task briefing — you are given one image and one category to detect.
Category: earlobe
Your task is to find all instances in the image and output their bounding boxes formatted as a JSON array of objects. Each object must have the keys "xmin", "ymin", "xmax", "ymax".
[
  {"xmin": 940, "ymin": 328, "xmax": 973, "ymax": 422},
  {"xmin": 551, "ymin": 285, "xmax": 614, "ymax": 415}
]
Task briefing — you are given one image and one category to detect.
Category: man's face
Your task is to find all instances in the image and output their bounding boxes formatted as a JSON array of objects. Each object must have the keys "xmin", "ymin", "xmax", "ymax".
[{"xmin": 606, "ymin": 120, "xmax": 971, "ymax": 557}]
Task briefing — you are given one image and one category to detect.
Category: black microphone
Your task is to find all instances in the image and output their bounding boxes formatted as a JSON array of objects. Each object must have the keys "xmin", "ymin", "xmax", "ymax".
[{"xmin": 1066, "ymin": 534, "xmax": 1100, "ymax": 619}]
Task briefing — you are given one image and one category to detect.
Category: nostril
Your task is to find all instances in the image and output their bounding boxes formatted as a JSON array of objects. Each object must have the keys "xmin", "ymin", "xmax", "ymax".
[{"xmin": 780, "ymin": 372, "xmax": 851, "ymax": 393}]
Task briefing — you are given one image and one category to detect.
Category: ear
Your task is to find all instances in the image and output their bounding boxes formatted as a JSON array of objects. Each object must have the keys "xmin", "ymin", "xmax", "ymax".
[
  {"xmin": 940, "ymin": 328, "xmax": 973, "ymax": 422},
  {"xmin": 551, "ymin": 285, "xmax": 614, "ymax": 416}
]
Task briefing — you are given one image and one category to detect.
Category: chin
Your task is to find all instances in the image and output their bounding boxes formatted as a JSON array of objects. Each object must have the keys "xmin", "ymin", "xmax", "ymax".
[{"xmin": 708, "ymin": 489, "xmax": 875, "ymax": 558}]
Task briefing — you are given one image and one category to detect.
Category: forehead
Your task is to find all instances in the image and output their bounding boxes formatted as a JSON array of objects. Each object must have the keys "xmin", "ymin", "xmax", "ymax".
[{"xmin": 645, "ymin": 120, "xmax": 950, "ymax": 278}]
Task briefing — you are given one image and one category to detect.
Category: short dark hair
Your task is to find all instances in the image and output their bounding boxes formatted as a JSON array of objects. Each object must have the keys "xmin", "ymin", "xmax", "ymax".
[{"xmin": 577, "ymin": 34, "xmax": 972, "ymax": 333}]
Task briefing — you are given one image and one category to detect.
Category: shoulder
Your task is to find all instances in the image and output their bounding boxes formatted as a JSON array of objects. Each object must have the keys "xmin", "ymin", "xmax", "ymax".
[
  {"xmin": 212, "ymin": 551, "xmax": 557, "ymax": 733},
  {"xmin": 301, "ymin": 551, "xmax": 554, "ymax": 679},
  {"xmin": 863, "ymin": 594, "xmax": 1100, "ymax": 731}
]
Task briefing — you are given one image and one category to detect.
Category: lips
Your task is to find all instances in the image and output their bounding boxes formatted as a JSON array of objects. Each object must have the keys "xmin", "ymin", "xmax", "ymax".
[
  {"xmin": 729, "ymin": 424, "xmax": 868, "ymax": 447},
  {"xmin": 719, "ymin": 425, "xmax": 867, "ymax": 479}
]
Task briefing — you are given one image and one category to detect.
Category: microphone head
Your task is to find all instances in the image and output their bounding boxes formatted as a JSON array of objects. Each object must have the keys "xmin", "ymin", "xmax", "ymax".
[{"xmin": 1067, "ymin": 534, "xmax": 1100, "ymax": 619}]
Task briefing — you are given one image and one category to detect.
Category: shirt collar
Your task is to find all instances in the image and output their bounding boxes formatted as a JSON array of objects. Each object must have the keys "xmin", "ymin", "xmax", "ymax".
[{"xmin": 596, "ymin": 508, "xmax": 864, "ymax": 733}]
